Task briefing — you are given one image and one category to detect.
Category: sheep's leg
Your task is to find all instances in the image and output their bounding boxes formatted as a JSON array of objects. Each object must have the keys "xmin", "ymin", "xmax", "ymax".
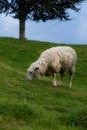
[
  {"xmin": 53, "ymin": 73, "xmax": 57, "ymax": 87},
  {"xmin": 58, "ymin": 71, "xmax": 64, "ymax": 86},
  {"xmin": 69, "ymin": 74, "xmax": 73, "ymax": 88},
  {"xmin": 68, "ymin": 66, "xmax": 75, "ymax": 88}
]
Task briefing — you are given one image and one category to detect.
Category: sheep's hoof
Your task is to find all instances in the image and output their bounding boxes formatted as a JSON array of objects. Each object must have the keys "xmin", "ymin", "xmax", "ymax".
[
  {"xmin": 53, "ymin": 82, "xmax": 57, "ymax": 87},
  {"xmin": 69, "ymin": 86, "xmax": 72, "ymax": 89},
  {"xmin": 53, "ymin": 85, "xmax": 56, "ymax": 87},
  {"xmin": 69, "ymin": 83, "xmax": 72, "ymax": 88}
]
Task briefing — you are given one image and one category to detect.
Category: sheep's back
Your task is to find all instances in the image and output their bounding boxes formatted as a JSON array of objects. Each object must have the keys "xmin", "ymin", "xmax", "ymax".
[
  {"xmin": 56, "ymin": 47, "xmax": 77, "ymax": 66},
  {"xmin": 39, "ymin": 46, "xmax": 77, "ymax": 70}
]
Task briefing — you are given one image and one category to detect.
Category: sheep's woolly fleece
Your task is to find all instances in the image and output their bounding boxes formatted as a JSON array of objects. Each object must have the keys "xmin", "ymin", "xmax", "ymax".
[{"xmin": 27, "ymin": 46, "xmax": 77, "ymax": 88}]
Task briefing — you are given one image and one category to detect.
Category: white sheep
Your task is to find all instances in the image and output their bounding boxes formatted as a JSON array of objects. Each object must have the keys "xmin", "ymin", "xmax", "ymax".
[{"xmin": 27, "ymin": 46, "xmax": 77, "ymax": 88}]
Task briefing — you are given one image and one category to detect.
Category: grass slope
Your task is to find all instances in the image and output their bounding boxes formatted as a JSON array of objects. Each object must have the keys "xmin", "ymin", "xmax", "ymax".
[{"xmin": 0, "ymin": 38, "xmax": 87, "ymax": 130}]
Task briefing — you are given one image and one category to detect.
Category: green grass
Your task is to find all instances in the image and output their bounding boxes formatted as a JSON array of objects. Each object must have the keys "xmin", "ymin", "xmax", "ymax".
[{"xmin": 0, "ymin": 37, "xmax": 87, "ymax": 130}]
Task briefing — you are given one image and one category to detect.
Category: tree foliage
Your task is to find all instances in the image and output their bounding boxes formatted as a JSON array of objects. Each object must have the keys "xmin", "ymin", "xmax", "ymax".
[
  {"xmin": 0, "ymin": 0, "xmax": 85, "ymax": 39},
  {"xmin": 0, "ymin": 0, "xmax": 85, "ymax": 21}
]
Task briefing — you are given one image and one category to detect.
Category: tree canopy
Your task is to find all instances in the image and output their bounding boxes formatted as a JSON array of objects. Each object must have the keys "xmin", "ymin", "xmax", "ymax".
[{"xmin": 0, "ymin": 0, "xmax": 85, "ymax": 39}]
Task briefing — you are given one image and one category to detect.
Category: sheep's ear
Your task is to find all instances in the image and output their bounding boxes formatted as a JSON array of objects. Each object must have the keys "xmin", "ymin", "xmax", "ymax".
[{"xmin": 35, "ymin": 67, "xmax": 39, "ymax": 71}]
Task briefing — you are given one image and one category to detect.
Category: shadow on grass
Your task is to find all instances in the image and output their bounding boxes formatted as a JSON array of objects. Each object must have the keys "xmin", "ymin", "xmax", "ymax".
[{"xmin": 27, "ymin": 77, "xmax": 71, "ymax": 90}]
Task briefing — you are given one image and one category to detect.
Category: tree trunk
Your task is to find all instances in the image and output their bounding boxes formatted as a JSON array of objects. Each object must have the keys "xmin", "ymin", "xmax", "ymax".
[{"xmin": 19, "ymin": 17, "xmax": 26, "ymax": 39}]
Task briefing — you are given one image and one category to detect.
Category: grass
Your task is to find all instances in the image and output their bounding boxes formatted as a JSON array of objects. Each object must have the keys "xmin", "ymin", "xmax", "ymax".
[{"xmin": 0, "ymin": 37, "xmax": 87, "ymax": 130}]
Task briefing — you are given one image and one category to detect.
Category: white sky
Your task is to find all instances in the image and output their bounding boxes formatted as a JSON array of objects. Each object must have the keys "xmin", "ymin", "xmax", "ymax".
[{"xmin": 0, "ymin": 1, "xmax": 87, "ymax": 44}]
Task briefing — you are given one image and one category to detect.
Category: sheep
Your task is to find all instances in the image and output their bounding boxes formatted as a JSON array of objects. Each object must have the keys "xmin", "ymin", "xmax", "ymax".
[{"xmin": 27, "ymin": 46, "xmax": 77, "ymax": 88}]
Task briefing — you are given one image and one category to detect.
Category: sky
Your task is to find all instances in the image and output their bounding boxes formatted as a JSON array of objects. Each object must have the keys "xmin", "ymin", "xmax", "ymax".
[{"xmin": 0, "ymin": 1, "xmax": 87, "ymax": 44}]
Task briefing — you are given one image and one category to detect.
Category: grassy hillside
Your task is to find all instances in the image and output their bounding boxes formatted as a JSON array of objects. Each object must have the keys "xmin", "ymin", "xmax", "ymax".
[{"xmin": 0, "ymin": 38, "xmax": 87, "ymax": 130}]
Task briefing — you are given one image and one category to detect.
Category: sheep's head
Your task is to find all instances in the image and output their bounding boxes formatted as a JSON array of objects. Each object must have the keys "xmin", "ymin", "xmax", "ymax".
[{"xmin": 27, "ymin": 63, "xmax": 41, "ymax": 80}]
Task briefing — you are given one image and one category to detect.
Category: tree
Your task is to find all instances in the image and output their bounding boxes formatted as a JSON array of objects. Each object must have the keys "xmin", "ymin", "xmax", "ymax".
[{"xmin": 0, "ymin": 0, "xmax": 85, "ymax": 39}]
